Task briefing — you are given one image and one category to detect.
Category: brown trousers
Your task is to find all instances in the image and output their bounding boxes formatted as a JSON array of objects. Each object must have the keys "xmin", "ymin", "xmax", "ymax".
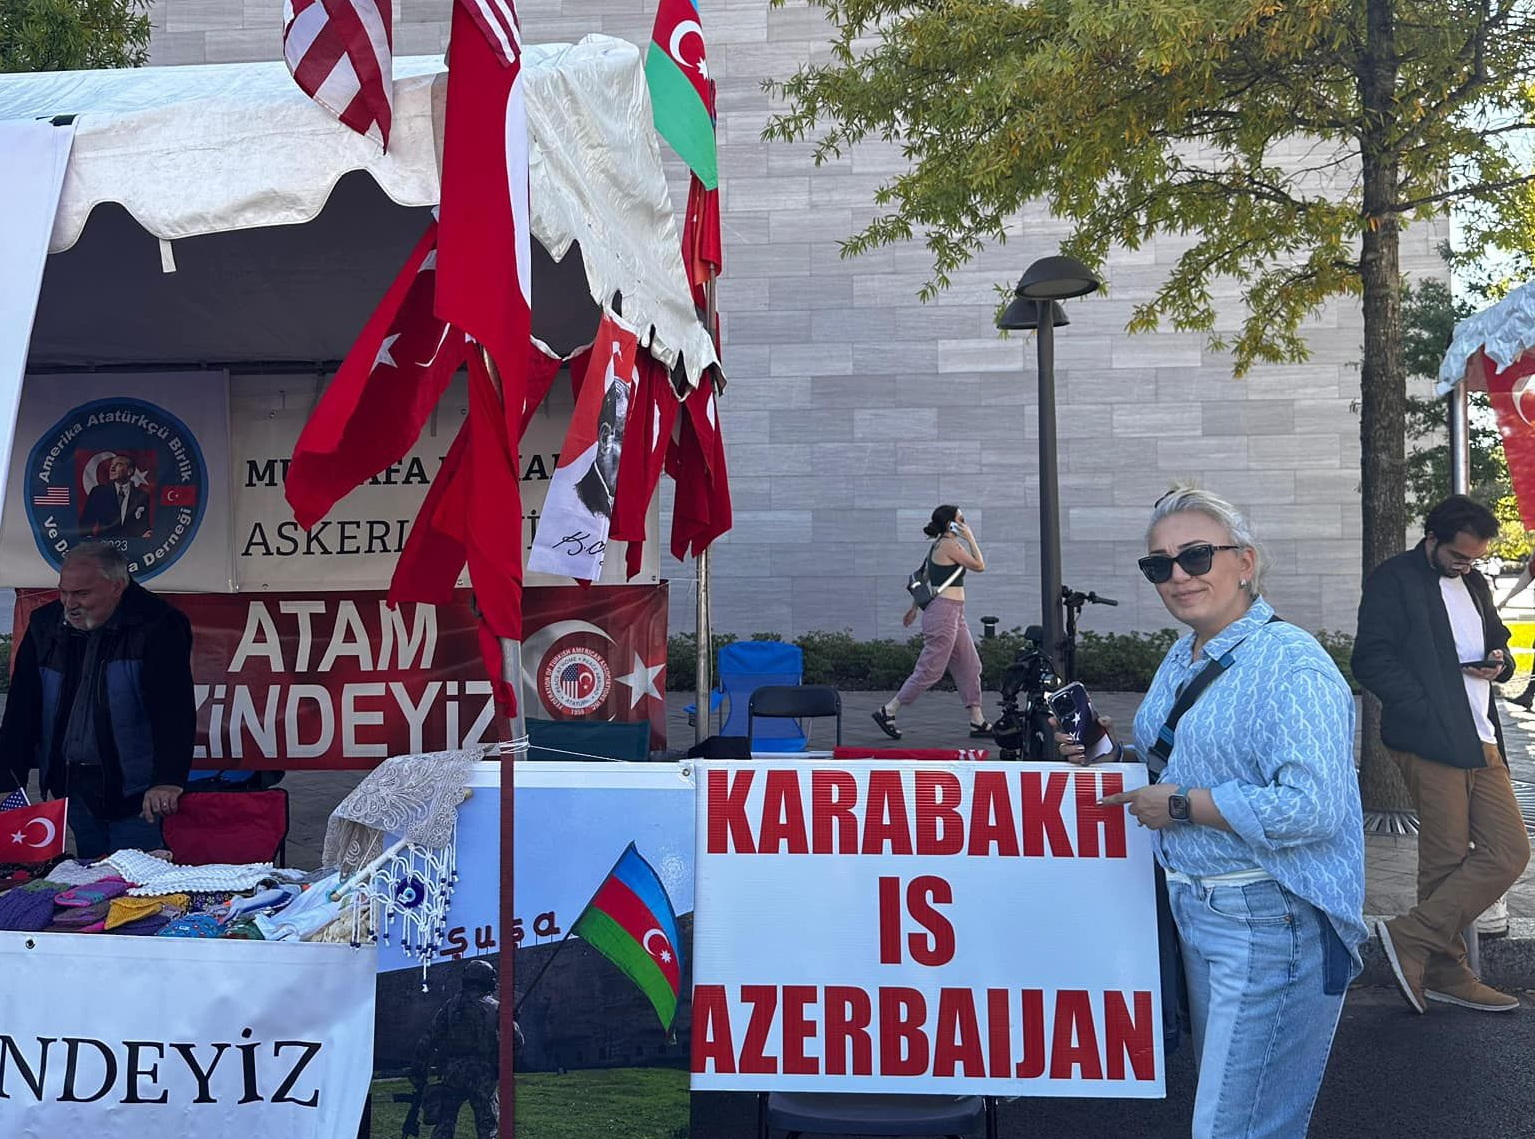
[{"xmin": 1390, "ymin": 744, "xmax": 1531, "ymax": 984}]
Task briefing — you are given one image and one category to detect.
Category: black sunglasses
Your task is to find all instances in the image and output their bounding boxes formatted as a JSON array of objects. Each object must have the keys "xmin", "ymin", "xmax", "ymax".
[{"xmin": 1138, "ymin": 543, "xmax": 1241, "ymax": 584}]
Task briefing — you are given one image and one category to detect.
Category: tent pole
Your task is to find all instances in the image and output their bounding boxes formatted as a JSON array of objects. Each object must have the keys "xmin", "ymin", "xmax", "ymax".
[
  {"xmin": 695, "ymin": 273, "xmax": 718, "ymax": 745},
  {"xmin": 1449, "ymin": 379, "xmax": 1470, "ymax": 495}
]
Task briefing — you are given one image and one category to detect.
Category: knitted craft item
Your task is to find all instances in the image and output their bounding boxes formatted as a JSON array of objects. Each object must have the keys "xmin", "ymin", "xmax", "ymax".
[
  {"xmin": 106, "ymin": 849, "xmax": 297, "ymax": 896},
  {"xmin": 55, "ymin": 876, "xmax": 130, "ymax": 907},
  {"xmin": 106, "ymin": 893, "xmax": 189, "ymax": 931},
  {"xmin": 110, "ymin": 913, "xmax": 176, "ymax": 937},
  {"xmin": 156, "ymin": 912, "xmax": 224, "ymax": 939},
  {"xmin": 42, "ymin": 860, "xmax": 120, "ymax": 888},
  {"xmin": 0, "ymin": 881, "xmax": 65, "ymax": 931},
  {"xmin": 46, "ymin": 899, "xmax": 112, "ymax": 932},
  {"xmin": 322, "ymin": 749, "xmax": 476, "ymax": 875}
]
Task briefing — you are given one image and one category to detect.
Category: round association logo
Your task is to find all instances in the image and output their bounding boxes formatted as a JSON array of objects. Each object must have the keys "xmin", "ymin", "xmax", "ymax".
[
  {"xmin": 23, "ymin": 397, "xmax": 208, "ymax": 581},
  {"xmin": 540, "ymin": 647, "xmax": 612, "ymax": 715}
]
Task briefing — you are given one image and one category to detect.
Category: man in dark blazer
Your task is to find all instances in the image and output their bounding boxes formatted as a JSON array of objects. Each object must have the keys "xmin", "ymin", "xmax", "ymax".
[
  {"xmin": 79, "ymin": 454, "xmax": 151, "ymax": 540},
  {"xmin": 1353, "ymin": 494, "xmax": 1530, "ymax": 1014}
]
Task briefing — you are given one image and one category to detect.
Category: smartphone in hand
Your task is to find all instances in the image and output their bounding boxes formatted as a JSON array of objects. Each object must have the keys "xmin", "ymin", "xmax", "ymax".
[
  {"xmin": 1047, "ymin": 681, "xmax": 1117, "ymax": 761},
  {"xmin": 1461, "ymin": 658, "xmax": 1502, "ymax": 670}
]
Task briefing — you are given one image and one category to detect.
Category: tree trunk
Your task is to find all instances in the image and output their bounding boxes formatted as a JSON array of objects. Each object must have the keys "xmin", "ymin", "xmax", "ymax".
[{"xmin": 1355, "ymin": 0, "xmax": 1415, "ymax": 814}]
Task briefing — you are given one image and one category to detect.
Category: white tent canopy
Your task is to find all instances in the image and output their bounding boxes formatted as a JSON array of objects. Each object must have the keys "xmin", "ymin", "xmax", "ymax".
[
  {"xmin": 0, "ymin": 36, "xmax": 717, "ymax": 379},
  {"xmin": 1437, "ymin": 278, "xmax": 1535, "ymax": 395}
]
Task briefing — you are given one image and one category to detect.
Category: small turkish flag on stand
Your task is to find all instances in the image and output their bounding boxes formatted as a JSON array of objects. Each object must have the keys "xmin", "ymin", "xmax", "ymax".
[{"xmin": 2, "ymin": 798, "xmax": 67, "ymax": 863}]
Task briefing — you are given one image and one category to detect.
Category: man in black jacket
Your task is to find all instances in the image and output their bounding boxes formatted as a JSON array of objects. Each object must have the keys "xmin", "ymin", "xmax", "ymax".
[
  {"xmin": 0, "ymin": 541, "xmax": 195, "ymax": 857},
  {"xmin": 1353, "ymin": 495, "xmax": 1531, "ymax": 1014}
]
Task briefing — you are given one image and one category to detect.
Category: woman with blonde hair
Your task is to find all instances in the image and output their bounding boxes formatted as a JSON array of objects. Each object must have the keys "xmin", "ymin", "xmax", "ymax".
[{"xmin": 1059, "ymin": 484, "xmax": 1364, "ymax": 1139}]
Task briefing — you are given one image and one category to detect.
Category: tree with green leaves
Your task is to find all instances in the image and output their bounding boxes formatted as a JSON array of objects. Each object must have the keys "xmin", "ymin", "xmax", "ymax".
[
  {"xmin": 0, "ymin": 0, "xmax": 150, "ymax": 74},
  {"xmin": 767, "ymin": 0, "xmax": 1535, "ymax": 811}
]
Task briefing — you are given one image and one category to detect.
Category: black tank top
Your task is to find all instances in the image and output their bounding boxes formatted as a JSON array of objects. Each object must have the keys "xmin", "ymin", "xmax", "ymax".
[{"xmin": 928, "ymin": 547, "xmax": 965, "ymax": 591}]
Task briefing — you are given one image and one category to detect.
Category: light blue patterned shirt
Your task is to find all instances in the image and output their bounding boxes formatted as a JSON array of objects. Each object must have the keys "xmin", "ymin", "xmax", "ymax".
[{"xmin": 1131, "ymin": 596, "xmax": 1367, "ymax": 964}]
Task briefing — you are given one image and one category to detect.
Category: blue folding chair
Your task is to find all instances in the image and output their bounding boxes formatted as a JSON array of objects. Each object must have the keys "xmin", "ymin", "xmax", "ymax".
[{"xmin": 685, "ymin": 641, "xmax": 806, "ymax": 752}]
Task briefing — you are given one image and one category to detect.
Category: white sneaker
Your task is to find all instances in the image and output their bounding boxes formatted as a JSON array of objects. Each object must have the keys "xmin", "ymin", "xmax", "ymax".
[{"xmin": 1475, "ymin": 896, "xmax": 1510, "ymax": 938}]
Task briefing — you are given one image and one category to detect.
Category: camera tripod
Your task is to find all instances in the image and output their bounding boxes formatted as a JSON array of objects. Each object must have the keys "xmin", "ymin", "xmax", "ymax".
[{"xmin": 990, "ymin": 585, "xmax": 1117, "ymax": 761}]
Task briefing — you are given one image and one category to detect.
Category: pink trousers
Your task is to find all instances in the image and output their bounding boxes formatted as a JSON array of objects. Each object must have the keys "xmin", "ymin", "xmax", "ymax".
[{"xmin": 897, "ymin": 597, "xmax": 983, "ymax": 708}]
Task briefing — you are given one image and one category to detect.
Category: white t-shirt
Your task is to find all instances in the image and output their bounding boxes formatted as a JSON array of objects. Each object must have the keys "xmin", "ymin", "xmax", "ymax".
[{"xmin": 1439, "ymin": 574, "xmax": 1498, "ymax": 744}]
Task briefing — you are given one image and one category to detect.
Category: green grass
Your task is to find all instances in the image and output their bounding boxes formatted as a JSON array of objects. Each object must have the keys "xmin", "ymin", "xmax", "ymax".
[{"xmin": 370, "ymin": 1068, "xmax": 690, "ymax": 1139}]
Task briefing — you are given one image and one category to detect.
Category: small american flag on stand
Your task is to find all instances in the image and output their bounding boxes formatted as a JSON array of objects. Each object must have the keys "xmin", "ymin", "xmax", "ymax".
[
  {"xmin": 1, "ymin": 787, "xmax": 29, "ymax": 812},
  {"xmin": 282, "ymin": 0, "xmax": 394, "ymax": 148}
]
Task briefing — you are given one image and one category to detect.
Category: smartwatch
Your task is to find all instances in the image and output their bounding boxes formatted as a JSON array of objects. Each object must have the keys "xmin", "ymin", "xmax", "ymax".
[{"xmin": 1167, "ymin": 786, "xmax": 1193, "ymax": 824}]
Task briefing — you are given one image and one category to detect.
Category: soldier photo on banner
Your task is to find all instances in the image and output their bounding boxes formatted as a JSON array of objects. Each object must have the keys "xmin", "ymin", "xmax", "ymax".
[{"xmin": 407, "ymin": 958, "xmax": 503, "ymax": 1139}]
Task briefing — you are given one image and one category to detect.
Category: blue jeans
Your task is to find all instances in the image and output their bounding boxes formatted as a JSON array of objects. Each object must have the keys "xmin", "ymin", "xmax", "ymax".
[
  {"xmin": 1168, "ymin": 878, "xmax": 1351, "ymax": 1139},
  {"xmin": 67, "ymin": 798, "xmax": 163, "ymax": 859}
]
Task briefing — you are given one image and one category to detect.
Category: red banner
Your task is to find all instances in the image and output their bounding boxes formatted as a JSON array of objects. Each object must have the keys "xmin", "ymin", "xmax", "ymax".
[
  {"xmin": 1484, "ymin": 352, "xmax": 1535, "ymax": 530},
  {"xmin": 14, "ymin": 584, "xmax": 668, "ymax": 769}
]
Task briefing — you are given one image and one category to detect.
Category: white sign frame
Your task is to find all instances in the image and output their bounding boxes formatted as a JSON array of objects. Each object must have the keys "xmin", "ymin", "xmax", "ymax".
[{"xmin": 690, "ymin": 760, "xmax": 1164, "ymax": 1097}]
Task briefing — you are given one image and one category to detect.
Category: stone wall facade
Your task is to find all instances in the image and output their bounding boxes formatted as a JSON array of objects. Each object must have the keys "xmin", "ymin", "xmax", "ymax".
[{"xmin": 144, "ymin": 0, "xmax": 1450, "ymax": 641}]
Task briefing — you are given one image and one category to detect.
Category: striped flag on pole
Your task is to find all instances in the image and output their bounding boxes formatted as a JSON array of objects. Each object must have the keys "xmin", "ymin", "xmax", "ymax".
[
  {"xmin": 282, "ymin": 0, "xmax": 394, "ymax": 148},
  {"xmin": 1, "ymin": 787, "xmax": 28, "ymax": 812}
]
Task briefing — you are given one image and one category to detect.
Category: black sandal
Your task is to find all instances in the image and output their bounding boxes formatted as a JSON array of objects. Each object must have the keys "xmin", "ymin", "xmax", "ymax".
[
  {"xmin": 969, "ymin": 720, "xmax": 994, "ymax": 739},
  {"xmin": 872, "ymin": 708, "xmax": 903, "ymax": 740}
]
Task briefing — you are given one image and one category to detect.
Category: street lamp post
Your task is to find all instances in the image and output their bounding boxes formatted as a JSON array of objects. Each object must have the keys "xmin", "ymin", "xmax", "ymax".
[{"xmin": 998, "ymin": 256, "xmax": 1101, "ymax": 671}]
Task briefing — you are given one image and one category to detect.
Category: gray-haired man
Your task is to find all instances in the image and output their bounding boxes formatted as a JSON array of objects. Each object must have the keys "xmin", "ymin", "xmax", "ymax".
[{"xmin": 0, "ymin": 542, "xmax": 195, "ymax": 857}]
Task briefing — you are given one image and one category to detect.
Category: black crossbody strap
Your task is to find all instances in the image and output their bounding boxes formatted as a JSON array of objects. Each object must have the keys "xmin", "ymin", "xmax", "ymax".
[
  {"xmin": 1147, "ymin": 614, "xmax": 1282, "ymax": 771},
  {"xmin": 925, "ymin": 541, "xmax": 962, "ymax": 593}
]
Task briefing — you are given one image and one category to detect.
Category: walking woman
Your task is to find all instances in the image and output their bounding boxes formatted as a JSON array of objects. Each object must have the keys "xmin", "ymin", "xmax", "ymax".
[
  {"xmin": 1058, "ymin": 485, "xmax": 1365, "ymax": 1139},
  {"xmin": 873, "ymin": 505, "xmax": 992, "ymax": 740}
]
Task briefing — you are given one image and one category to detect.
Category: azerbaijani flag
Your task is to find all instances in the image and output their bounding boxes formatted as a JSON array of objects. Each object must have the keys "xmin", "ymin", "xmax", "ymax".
[
  {"xmin": 571, "ymin": 842, "xmax": 685, "ymax": 1031},
  {"xmin": 645, "ymin": 0, "xmax": 717, "ymax": 189}
]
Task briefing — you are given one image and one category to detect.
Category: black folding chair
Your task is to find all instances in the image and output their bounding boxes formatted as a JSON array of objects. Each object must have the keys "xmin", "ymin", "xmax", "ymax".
[
  {"xmin": 746, "ymin": 685, "xmax": 842, "ymax": 751},
  {"xmin": 758, "ymin": 1092, "xmax": 997, "ymax": 1139}
]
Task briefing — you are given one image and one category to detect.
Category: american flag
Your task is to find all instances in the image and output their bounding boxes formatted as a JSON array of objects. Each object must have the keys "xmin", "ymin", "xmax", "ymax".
[
  {"xmin": 559, "ymin": 661, "xmax": 599, "ymax": 703},
  {"xmin": 1, "ymin": 787, "xmax": 28, "ymax": 812},
  {"xmin": 283, "ymin": 0, "xmax": 394, "ymax": 148},
  {"xmin": 457, "ymin": 0, "xmax": 522, "ymax": 69},
  {"xmin": 32, "ymin": 485, "xmax": 69, "ymax": 507}
]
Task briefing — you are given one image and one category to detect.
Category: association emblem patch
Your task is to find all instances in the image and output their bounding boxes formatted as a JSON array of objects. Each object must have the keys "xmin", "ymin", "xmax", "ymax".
[
  {"xmin": 23, "ymin": 397, "xmax": 208, "ymax": 581},
  {"xmin": 541, "ymin": 646, "xmax": 613, "ymax": 715}
]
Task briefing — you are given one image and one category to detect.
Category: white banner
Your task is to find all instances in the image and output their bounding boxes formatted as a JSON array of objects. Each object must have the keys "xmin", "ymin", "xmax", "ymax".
[
  {"xmin": 0, "ymin": 372, "xmax": 234, "ymax": 590},
  {"xmin": 691, "ymin": 760, "xmax": 1164, "ymax": 1097},
  {"xmin": 0, "ymin": 932, "xmax": 376, "ymax": 1138},
  {"xmin": 0, "ymin": 121, "xmax": 73, "ymax": 521},
  {"xmin": 232, "ymin": 373, "xmax": 658, "ymax": 591}
]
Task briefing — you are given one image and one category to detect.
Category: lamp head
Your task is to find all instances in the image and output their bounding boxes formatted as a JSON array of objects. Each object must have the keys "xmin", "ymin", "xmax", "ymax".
[
  {"xmin": 1016, "ymin": 255, "xmax": 1101, "ymax": 300},
  {"xmin": 997, "ymin": 297, "xmax": 1069, "ymax": 331}
]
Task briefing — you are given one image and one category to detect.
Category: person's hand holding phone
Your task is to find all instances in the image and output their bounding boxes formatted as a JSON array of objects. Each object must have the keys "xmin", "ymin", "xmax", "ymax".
[
  {"xmin": 1052, "ymin": 714, "xmax": 1117, "ymax": 766},
  {"xmin": 1462, "ymin": 649, "xmax": 1506, "ymax": 681}
]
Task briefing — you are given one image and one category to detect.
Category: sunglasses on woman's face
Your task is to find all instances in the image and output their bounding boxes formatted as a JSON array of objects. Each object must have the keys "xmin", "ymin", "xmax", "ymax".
[{"xmin": 1138, "ymin": 543, "xmax": 1241, "ymax": 584}]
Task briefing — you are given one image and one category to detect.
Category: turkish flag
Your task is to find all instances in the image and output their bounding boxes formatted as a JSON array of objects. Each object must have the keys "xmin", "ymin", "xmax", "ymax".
[
  {"xmin": 668, "ymin": 375, "xmax": 732, "ymax": 561},
  {"xmin": 2, "ymin": 798, "xmax": 67, "ymax": 863},
  {"xmin": 681, "ymin": 176, "xmax": 721, "ymax": 306},
  {"xmin": 612, "ymin": 354, "xmax": 679, "ymax": 579},
  {"xmin": 388, "ymin": 350, "xmax": 525, "ymax": 716},
  {"xmin": 1484, "ymin": 352, "xmax": 1535, "ymax": 530},
  {"xmin": 464, "ymin": 348, "xmax": 526, "ymax": 712},
  {"xmin": 160, "ymin": 485, "xmax": 198, "ymax": 507},
  {"xmin": 286, "ymin": 221, "xmax": 468, "ymax": 529},
  {"xmin": 436, "ymin": 0, "xmax": 530, "ymax": 379}
]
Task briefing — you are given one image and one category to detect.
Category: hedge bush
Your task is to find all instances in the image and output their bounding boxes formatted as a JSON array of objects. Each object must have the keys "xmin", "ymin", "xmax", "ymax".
[{"xmin": 668, "ymin": 626, "xmax": 1362, "ymax": 694}]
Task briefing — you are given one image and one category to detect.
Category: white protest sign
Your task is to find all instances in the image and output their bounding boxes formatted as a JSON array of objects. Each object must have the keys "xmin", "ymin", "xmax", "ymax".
[
  {"xmin": 691, "ymin": 760, "xmax": 1164, "ymax": 1097},
  {"xmin": 0, "ymin": 932, "xmax": 375, "ymax": 1138}
]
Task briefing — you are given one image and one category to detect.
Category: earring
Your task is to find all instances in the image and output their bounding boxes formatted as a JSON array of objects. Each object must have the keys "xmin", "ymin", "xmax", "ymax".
[{"xmin": 1239, "ymin": 579, "xmax": 1250, "ymax": 589}]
